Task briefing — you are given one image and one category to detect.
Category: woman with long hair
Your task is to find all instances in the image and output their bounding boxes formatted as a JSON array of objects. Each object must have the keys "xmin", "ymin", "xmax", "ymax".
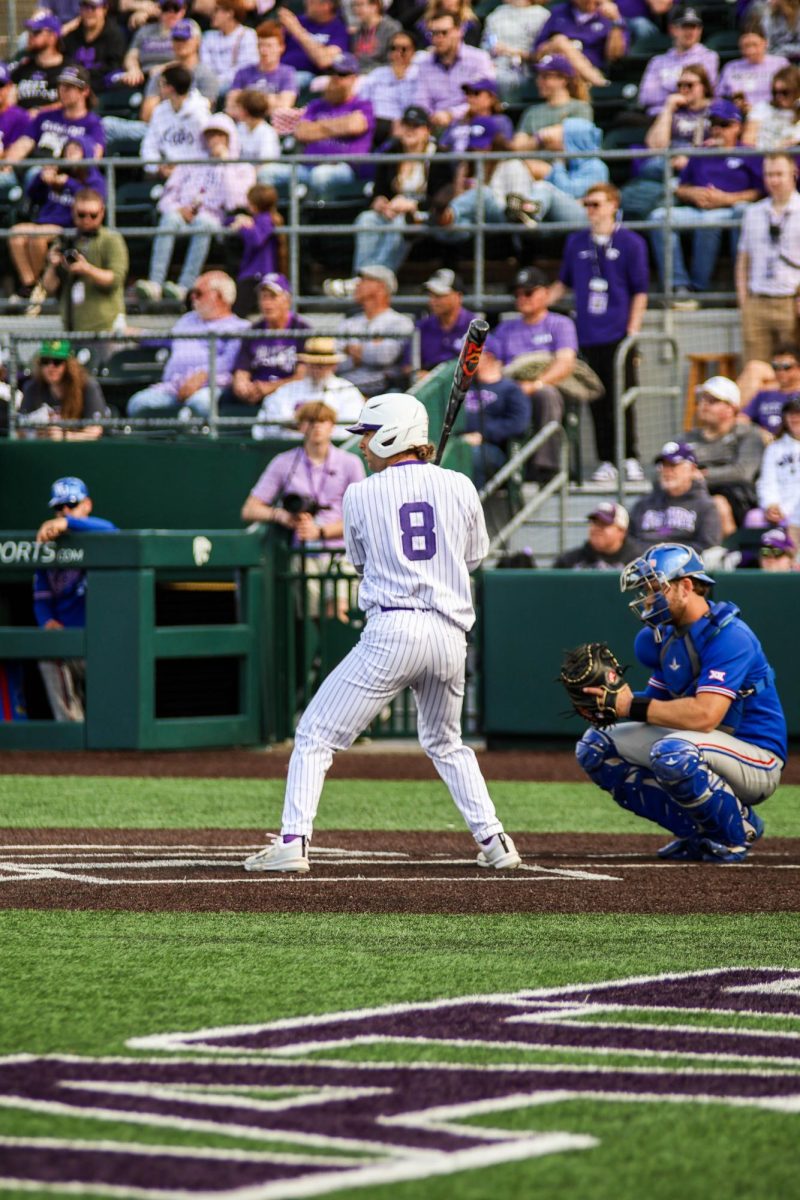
[
  {"xmin": 742, "ymin": 62, "xmax": 800, "ymax": 145},
  {"xmin": 761, "ymin": 0, "xmax": 800, "ymax": 62},
  {"xmin": 19, "ymin": 340, "xmax": 110, "ymax": 440}
]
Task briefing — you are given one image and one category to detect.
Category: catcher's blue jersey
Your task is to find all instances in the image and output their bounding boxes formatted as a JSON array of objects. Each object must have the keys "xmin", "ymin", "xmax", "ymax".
[{"xmin": 634, "ymin": 600, "xmax": 788, "ymax": 764}]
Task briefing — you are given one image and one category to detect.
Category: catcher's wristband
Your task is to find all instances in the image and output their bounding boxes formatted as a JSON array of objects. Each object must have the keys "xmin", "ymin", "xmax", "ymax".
[{"xmin": 629, "ymin": 697, "xmax": 651, "ymax": 723}]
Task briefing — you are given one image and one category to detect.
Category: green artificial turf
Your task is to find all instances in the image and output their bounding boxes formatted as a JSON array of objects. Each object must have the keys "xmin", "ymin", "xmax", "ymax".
[
  {"xmin": 2, "ymin": 910, "xmax": 800, "ymax": 1200},
  {"xmin": 1, "ymin": 774, "xmax": 800, "ymax": 835}
]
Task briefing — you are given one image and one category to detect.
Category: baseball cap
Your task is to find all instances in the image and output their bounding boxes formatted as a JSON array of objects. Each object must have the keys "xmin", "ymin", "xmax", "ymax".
[
  {"xmin": 670, "ymin": 5, "xmax": 703, "ymax": 25},
  {"xmin": 79, "ymin": 0, "xmax": 106, "ymax": 8},
  {"xmin": 328, "ymin": 51, "xmax": 360, "ymax": 75},
  {"xmin": 425, "ymin": 267, "xmax": 464, "ymax": 295},
  {"xmin": 39, "ymin": 338, "xmax": 72, "ymax": 361},
  {"xmin": 535, "ymin": 53, "xmax": 575, "ymax": 76},
  {"xmin": 258, "ymin": 272, "xmax": 291, "ymax": 295},
  {"xmin": 0, "ymin": 64, "xmax": 13, "ymax": 86},
  {"xmin": 357, "ymin": 264, "xmax": 397, "ymax": 294},
  {"xmin": 697, "ymin": 375, "xmax": 741, "ymax": 407},
  {"xmin": 708, "ymin": 98, "xmax": 743, "ymax": 124},
  {"xmin": 589, "ymin": 501, "xmax": 629, "ymax": 530},
  {"xmin": 462, "ymin": 76, "xmax": 498, "ymax": 94},
  {"xmin": 171, "ymin": 18, "xmax": 201, "ymax": 38},
  {"xmin": 514, "ymin": 265, "xmax": 549, "ymax": 290},
  {"xmin": 655, "ymin": 439, "xmax": 697, "ymax": 466},
  {"xmin": 57, "ymin": 65, "xmax": 91, "ymax": 89},
  {"xmin": 25, "ymin": 11, "xmax": 62, "ymax": 33},
  {"xmin": 49, "ymin": 476, "xmax": 89, "ymax": 508},
  {"xmin": 761, "ymin": 526, "xmax": 796, "ymax": 554},
  {"xmin": 401, "ymin": 104, "xmax": 432, "ymax": 127}
]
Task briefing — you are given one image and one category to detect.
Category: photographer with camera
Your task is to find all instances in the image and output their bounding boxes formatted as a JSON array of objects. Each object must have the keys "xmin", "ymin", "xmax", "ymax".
[
  {"xmin": 242, "ymin": 400, "xmax": 366, "ymax": 617},
  {"xmin": 42, "ymin": 188, "xmax": 129, "ymax": 335}
]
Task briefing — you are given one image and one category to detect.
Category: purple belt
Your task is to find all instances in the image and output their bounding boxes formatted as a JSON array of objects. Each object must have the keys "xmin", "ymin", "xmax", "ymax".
[{"xmin": 380, "ymin": 606, "xmax": 430, "ymax": 612}]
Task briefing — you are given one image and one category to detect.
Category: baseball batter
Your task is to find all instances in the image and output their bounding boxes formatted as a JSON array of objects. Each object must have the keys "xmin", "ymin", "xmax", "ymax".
[
  {"xmin": 245, "ymin": 392, "xmax": 521, "ymax": 874},
  {"xmin": 575, "ymin": 543, "xmax": 787, "ymax": 863}
]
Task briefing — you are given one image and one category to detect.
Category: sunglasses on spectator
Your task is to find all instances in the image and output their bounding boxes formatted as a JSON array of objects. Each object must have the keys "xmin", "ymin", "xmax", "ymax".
[
  {"xmin": 773, "ymin": 87, "xmax": 793, "ymax": 96},
  {"xmin": 40, "ymin": 357, "xmax": 67, "ymax": 366},
  {"xmin": 75, "ymin": 209, "xmax": 102, "ymax": 218},
  {"xmin": 515, "ymin": 288, "xmax": 541, "ymax": 297},
  {"xmin": 772, "ymin": 360, "xmax": 797, "ymax": 370},
  {"xmin": 429, "ymin": 27, "xmax": 452, "ymax": 36},
  {"xmin": 583, "ymin": 199, "xmax": 603, "ymax": 208},
  {"xmin": 760, "ymin": 546, "xmax": 791, "ymax": 558},
  {"xmin": 389, "ymin": 41, "xmax": 413, "ymax": 50}
]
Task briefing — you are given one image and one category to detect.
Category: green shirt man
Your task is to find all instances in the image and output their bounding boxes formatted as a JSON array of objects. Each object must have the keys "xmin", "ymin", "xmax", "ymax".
[{"xmin": 43, "ymin": 188, "xmax": 129, "ymax": 333}]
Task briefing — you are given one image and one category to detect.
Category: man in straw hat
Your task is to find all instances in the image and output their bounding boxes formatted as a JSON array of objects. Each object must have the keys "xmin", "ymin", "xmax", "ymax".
[{"xmin": 252, "ymin": 336, "xmax": 364, "ymax": 441}]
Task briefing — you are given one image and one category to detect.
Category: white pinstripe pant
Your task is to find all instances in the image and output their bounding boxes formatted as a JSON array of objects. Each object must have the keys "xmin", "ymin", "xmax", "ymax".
[{"xmin": 280, "ymin": 610, "xmax": 504, "ymax": 841}]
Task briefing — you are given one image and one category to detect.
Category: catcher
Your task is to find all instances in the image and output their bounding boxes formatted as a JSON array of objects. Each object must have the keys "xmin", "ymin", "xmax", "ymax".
[{"xmin": 560, "ymin": 543, "xmax": 787, "ymax": 863}]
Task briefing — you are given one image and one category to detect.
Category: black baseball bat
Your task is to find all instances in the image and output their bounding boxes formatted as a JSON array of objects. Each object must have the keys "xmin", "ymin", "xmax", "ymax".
[{"xmin": 434, "ymin": 318, "xmax": 490, "ymax": 465}]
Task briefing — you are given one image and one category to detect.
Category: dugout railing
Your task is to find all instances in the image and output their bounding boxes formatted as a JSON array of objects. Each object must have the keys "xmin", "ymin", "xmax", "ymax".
[{"xmin": 0, "ymin": 145, "xmax": 763, "ymax": 316}]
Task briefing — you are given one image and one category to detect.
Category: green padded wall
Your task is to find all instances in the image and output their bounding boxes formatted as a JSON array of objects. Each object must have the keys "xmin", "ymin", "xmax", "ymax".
[{"xmin": 482, "ymin": 570, "xmax": 800, "ymax": 740}]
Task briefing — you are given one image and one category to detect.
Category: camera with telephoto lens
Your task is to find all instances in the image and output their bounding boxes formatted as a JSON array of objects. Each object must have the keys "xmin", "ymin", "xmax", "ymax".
[
  {"xmin": 57, "ymin": 230, "xmax": 80, "ymax": 264},
  {"xmin": 281, "ymin": 492, "xmax": 320, "ymax": 517}
]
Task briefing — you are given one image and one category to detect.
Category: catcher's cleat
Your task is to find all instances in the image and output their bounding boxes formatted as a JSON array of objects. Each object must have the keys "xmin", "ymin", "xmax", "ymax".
[
  {"xmin": 657, "ymin": 835, "xmax": 704, "ymax": 861},
  {"xmin": 244, "ymin": 836, "xmax": 310, "ymax": 873},
  {"xmin": 699, "ymin": 838, "xmax": 750, "ymax": 864},
  {"xmin": 476, "ymin": 832, "xmax": 522, "ymax": 870},
  {"xmin": 741, "ymin": 803, "xmax": 765, "ymax": 845}
]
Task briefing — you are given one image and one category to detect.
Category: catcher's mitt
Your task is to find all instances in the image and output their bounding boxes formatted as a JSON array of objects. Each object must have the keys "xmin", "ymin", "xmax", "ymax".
[{"xmin": 559, "ymin": 642, "xmax": 627, "ymax": 727}]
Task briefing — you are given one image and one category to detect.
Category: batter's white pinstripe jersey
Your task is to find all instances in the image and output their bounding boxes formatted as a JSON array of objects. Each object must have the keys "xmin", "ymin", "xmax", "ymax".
[{"xmin": 343, "ymin": 461, "xmax": 489, "ymax": 631}]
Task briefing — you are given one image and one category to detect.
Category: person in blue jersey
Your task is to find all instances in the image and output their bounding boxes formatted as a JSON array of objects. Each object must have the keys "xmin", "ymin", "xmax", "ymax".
[
  {"xmin": 33, "ymin": 476, "xmax": 117, "ymax": 722},
  {"xmin": 575, "ymin": 542, "xmax": 787, "ymax": 863}
]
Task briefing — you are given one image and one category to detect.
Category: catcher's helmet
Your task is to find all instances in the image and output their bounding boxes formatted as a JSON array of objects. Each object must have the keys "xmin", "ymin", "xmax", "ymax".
[
  {"xmin": 346, "ymin": 393, "xmax": 429, "ymax": 460},
  {"xmin": 620, "ymin": 542, "xmax": 715, "ymax": 633}
]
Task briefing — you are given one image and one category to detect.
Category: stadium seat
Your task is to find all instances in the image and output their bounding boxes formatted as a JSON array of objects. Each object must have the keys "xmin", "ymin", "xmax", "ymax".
[
  {"xmin": 603, "ymin": 125, "xmax": 649, "ymax": 187},
  {"xmin": 97, "ymin": 87, "xmax": 142, "ymax": 117},
  {"xmin": 97, "ymin": 343, "xmax": 170, "ymax": 415}
]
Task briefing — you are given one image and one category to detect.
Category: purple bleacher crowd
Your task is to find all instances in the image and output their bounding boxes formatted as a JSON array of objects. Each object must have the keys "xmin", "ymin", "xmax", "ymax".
[{"xmin": 0, "ymin": 0, "xmax": 799, "ymax": 565}]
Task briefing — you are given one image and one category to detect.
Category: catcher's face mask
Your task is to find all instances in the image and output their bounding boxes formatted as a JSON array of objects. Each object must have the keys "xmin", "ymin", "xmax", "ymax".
[{"xmin": 620, "ymin": 557, "xmax": 673, "ymax": 635}]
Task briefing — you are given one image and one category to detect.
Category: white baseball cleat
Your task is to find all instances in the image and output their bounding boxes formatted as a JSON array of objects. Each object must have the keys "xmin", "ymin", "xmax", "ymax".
[
  {"xmin": 476, "ymin": 832, "xmax": 522, "ymax": 870},
  {"xmin": 244, "ymin": 836, "xmax": 310, "ymax": 873}
]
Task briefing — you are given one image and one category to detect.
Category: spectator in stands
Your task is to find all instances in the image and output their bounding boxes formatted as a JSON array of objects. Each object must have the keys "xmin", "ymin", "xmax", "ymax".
[
  {"xmin": 227, "ymin": 184, "xmax": 285, "ymax": 313},
  {"xmin": 278, "ymin": 0, "xmax": 351, "ymax": 87},
  {"xmin": 490, "ymin": 265, "xmax": 577, "ymax": 484},
  {"xmin": 415, "ymin": 0, "xmax": 482, "ymax": 48},
  {"xmin": 550, "ymin": 182, "xmax": 648, "ymax": 486},
  {"xmin": 513, "ymin": 54, "xmax": 593, "ymax": 148},
  {"xmin": 136, "ymin": 113, "xmax": 255, "ymax": 304},
  {"xmin": 10, "ymin": 12, "xmax": 66, "ymax": 114},
  {"xmin": 760, "ymin": 0, "xmax": 800, "ymax": 63},
  {"xmin": 337, "ymin": 265, "xmax": 414, "ymax": 396},
  {"xmin": 685, "ymin": 375, "xmax": 765, "ymax": 534},
  {"xmin": 139, "ymin": 63, "xmax": 210, "ymax": 175},
  {"xmin": 0, "ymin": 66, "xmax": 32, "ymax": 198},
  {"xmin": 628, "ymin": 440, "xmax": 722, "ymax": 552},
  {"xmin": 461, "ymin": 336, "xmax": 531, "ymax": 489},
  {"xmin": 227, "ymin": 20, "xmax": 298, "ymax": 113},
  {"xmin": 757, "ymin": 524, "xmax": 799, "ymax": 568},
  {"xmin": 42, "ymin": 187, "xmax": 128, "ymax": 333},
  {"xmin": 741, "ymin": 342, "xmax": 800, "ymax": 437},
  {"xmin": 142, "ymin": 20, "xmax": 220, "ymax": 116},
  {"xmin": 223, "ymin": 272, "xmax": 310, "ymax": 414},
  {"xmin": 622, "ymin": 64, "xmax": 713, "ymax": 221},
  {"xmin": 199, "ymin": 0, "xmax": 259, "ymax": 95},
  {"xmin": 533, "ymin": 0, "xmax": 628, "ymax": 89},
  {"xmin": 252, "ymin": 338, "xmax": 364, "ymax": 440},
  {"xmin": 491, "ymin": 116, "xmax": 607, "ymax": 226},
  {"xmin": 356, "ymin": 30, "xmax": 420, "ymax": 139},
  {"xmin": 242, "ymin": 401, "xmax": 366, "ymax": 570},
  {"xmin": 480, "ymin": 0, "xmax": 549, "ymax": 95},
  {"xmin": 350, "ymin": 0, "xmax": 401, "ymax": 70},
  {"xmin": 322, "ymin": 105, "xmax": 443, "ymax": 287},
  {"xmin": 754, "ymin": 394, "xmax": 800, "ymax": 544},
  {"xmin": 415, "ymin": 268, "xmax": 476, "ymax": 374},
  {"xmin": 718, "ymin": 22, "xmax": 788, "ymax": 110},
  {"xmin": 650, "ymin": 99, "xmax": 763, "ymax": 309},
  {"xmin": 119, "ymin": 0, "xmax": 191, "ymax": 89},
  {"xmin": 742, "ymin": 63, "xmax": 800, "ymax": 147},
  {"xmin": 8, "ymin": 136, "xmax": 105, "ymax": 308},
  {"xmin": 736, "ymin": 152, "xmax": 800, "ymax": 364},
  {"xmin": 6, "ymin": 65, "xmax": 105, "ymax": 162},
  {"xmin": 126, "ymin": 270, "xmax": 249, "ymax": 419},
  {"xmin": 228, "ymin": 88, "xmax": 280, "ymax": 176},
  {"xmin": 263, "ymin": 54, "xmax": 375, "ymax": 201},
  {"xmin": 33, "ymin": 475, "xmax": 117, "ymax": 722},
  {"xmin": 554, "ymin": 500, "xmax": 641, "ymax": 569},
  {"xmin": 63, "ymin": 0, "xmax": 126, "ymax": 94},
  {"xmin": 637, "ymin": 5, "xmax": 718, "ymax": 116},
  {"xmin": 415, "ymin": 12, "xmax": 495, "ymax": 128},
  {"xmin": 19, "ymin": 339, "xmax": 110, "ymax": 440}
]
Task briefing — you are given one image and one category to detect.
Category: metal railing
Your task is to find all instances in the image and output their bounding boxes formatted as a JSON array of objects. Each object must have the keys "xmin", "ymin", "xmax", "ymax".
[
  {"xmin": 612, "ymin": 332, "xmax": 682, "ymax": 501},
  {"xmin": 480, "ymin": 422, "xmax": 570, "ymax": 559}
]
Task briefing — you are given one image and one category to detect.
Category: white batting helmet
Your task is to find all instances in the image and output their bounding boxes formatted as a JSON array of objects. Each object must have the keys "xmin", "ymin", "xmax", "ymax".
[{"xmin": 346, "ymin": 392, "xmax": 429, "ymax": 459}]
